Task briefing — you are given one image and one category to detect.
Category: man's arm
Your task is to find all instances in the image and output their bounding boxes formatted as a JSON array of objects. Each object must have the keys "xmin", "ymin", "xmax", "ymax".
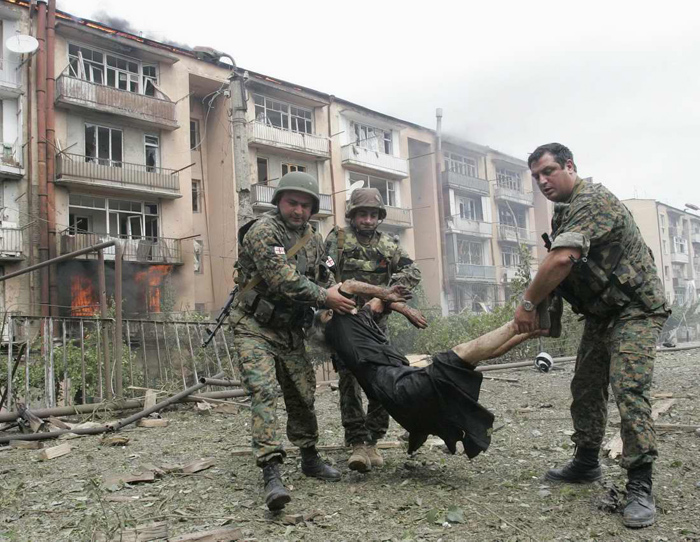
[
  {"xmin": 513, "ymin": 247, "xmax": 580, "ymax": 333},
  {"xmin": 369, "ymin": 245, "xmax": 422, "ymax": 314}
]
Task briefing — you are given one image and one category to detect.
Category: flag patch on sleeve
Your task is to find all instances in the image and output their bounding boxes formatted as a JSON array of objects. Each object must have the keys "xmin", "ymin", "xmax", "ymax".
[
  {"xmin": 326, "ymin": 256, "xmax": 335, "ymax": 267},
  {"xmin": 274, "ymin": 246, "xmax": 286, "ymax": 255}
]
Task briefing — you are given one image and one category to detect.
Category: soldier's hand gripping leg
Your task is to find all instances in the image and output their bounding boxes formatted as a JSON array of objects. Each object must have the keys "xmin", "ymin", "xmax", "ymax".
[
  {"xmin": 262, "ymin": 457, "xmax": 291, "ymax": 511},
  {"xmin": 300, "ymin": 446, "xmax": 341, "ymax": 481},
  {"xmin": 623, "ymin": 463, "xmax": 655, "ymax": 528}
]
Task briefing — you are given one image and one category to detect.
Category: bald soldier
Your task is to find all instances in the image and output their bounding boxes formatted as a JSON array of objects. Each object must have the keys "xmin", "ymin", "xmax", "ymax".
[{"xmin": 325, "ymin": 188, "xmax": 421, "ymax": 472}]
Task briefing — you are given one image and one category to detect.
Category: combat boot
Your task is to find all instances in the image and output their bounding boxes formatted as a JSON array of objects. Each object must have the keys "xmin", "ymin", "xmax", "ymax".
[
  {"xmin": 348, "ymin": 444, "xmax": 372, "ymax": 473},
  {"xmin": 545, "ymin": 447, "xmax": 602, "ymax": 483},
  {"xmin": 262, "ymin": 458, "xmax": 291, "ymax": 511},
  {"xmin": 623, "ymin": 464, "xmax": 655, "ymax": 528},
  {"xmin": 366, "ymin": 444, "xmax": 384, "ymax": 468},
  {"xmin": 300, "ymin": 446, "xmax": 341, "ymax": 481}
]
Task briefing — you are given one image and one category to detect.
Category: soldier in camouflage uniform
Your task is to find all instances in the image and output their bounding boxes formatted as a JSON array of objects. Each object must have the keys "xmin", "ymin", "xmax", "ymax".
[
  {"xmin": 515, "ymin": 143, "xmax": 669, "ymax": 529},
  {"xmin": 232, "ymin": 172, "xmax": 356, "ymax": 511},
  {"xmin": 325, "ymin": 188, "xmax": 421, "ymax": 472}
]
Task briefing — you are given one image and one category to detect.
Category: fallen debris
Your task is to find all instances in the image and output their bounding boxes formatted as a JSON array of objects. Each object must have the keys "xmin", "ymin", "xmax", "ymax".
[
  {"xmin": 103, "ymin": 470, "xmax": 156, "ymax": 490},
  {"xmin": 182, "ymin": 458, "xmax": 216, "ymax": 474},
  {"xmin": 100, "ymin": 435, "xmax": 130, "ymax": 446},
  {"xmin": 10, "ymin": 439, "xmax": 43, "ymax": 450},
  {"xmin": 39, "ymin": 443, "xmax": 71, "ymax": 461},
  {"xmin": 169, "ymin": 526, "xmax": 243, "ymax": 542},
  {"xmin": 143, "ymin": 389, "xmax": 158, "ymax": 410},
  {"xmin": 104, "ymin": 521, "xmax": 168, "ymax": 542},
  {"xmin": 282, "ymin": 514, "xmax": 305, "ymax": 525},
  {"xmin": 48, "ymin": 417, "xmax": 71, "ymax": 430},
  {"xmin": 137, "ymin": 418, "xmax": 170, "ymax": 428},
  {"xmin": 605, "ymin": 399, "xmax": 676, "ymax": 458}
]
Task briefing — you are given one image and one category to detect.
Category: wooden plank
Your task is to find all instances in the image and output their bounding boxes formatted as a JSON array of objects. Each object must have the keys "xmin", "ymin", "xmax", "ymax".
[
  {"xmin": 181, "ymin": 458, "xmax": 216, "ymax": 474},
  {"xmin": 110, "ymin": 521, "xmax": 168, "ymax": 542},
  {"xmin": 38, "ymin": 443, "xmax": 71, "ymax": 460},
  {"xmin": 169, "ymin": 526, "xmax": 243, "ymax": 542},
  {"xmin": 143, "ymin": 389, "xmax": 158, "ymax": 410},
  {"xmin": 137, "ymin": 418, "xmax": 170, "ymax": 428},
  {"xmin": 10, "ymin": 440, "xmax": 43, "ymax": 450},
  {"xmin": 48, "ymin": 416, "xmax": 71, "ymax": 430},
  {"xmin": 604, "ymin": 399, "xmax": 676, "ymax": 458},
  {"xmin": 103, "ymin": 470, "xmax": 156, "ymax": 489}
]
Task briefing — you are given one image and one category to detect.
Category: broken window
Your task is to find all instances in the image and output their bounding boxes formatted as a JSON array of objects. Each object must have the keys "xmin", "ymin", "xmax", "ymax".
[
  {"xmin": 445, "ymin": 152, "xmax": 479, "ymax": 178},
  {"xmin": 145, "ymin": 135, "xmax": 159, "ymax": 172},
  {"xmin": 457, "ymin": 240, "xmax": 483, "ymax": 265},
  {"xmin": 257, "ymin": 157, "xmax": 269, "ymax": 184},
  {"xmin": 351, "ymin": 121, "xmax": 392, "ymax": 154},
  {"xmin": 254, "ymin": 94, "xmax": 313, "ymax": 134},
  {"xmin": 190, "ymin": 119, "xmax": 200, "ymax": 150},
  {"xmin": 282, "ymin": 163, "xmax": 306, "ymax": 176},
  {"xmin": 193, "ymin": 240, "xmax": 203, "ymax": 274},
  {"xmin": 348, "ymin": 172, "xmax": 398, "ymax": 207},
  {"xmin": 457, "ymin": 196, "xmax": 479, "ymax": 220},
  {"xmin": 68, "ymin": 44, "xmax": 104, "ymax": 84},
  {"xmin": 498, "ymin": 205, "xmax": 526, "ymax": 229},
  {"xmin": 85, "ymin": 124, "xmax": 123, "ymax": 166},
  {"xmin": 501, "ymin": 245, "xmax": 521, "ymax": 268},
  {"xmin": 192, "ymin": 180, "xmax": 202, "ymax": 213},
  {"xmin": 496, "ymin": 168, "xmax": 522, "ymax": 192},
  {"xmin": 68, "ymin": 214, "xmax": 91, "ymax": 234},
  {"xmin": 142, "ymin": 65, "xmax": 158, "ymax": 96}
]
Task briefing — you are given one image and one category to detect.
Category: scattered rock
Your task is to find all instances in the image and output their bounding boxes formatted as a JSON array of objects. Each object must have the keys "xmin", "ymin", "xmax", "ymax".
[{"xmin": 538, "ymin": 489, "xmax": 551, "ymax": 498}]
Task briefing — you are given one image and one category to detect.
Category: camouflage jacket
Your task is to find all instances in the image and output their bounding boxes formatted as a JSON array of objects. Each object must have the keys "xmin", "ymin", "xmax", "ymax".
[
  {"xmin": 550, "ymin": 177, "xmax": 666, "ymax": 318},
  {"xmin": 233, "ymin": 210, "xmax": 333, "ymax": 330},
  {"xmin": 325, "ymin": 227, "xmax": 421, "ymax": 307}
]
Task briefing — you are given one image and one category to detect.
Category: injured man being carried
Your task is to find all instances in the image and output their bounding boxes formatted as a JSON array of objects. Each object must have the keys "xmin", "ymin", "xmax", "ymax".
[{"xmin": 311, "ymin": 280, "xmax": 546, "ymax": 459}]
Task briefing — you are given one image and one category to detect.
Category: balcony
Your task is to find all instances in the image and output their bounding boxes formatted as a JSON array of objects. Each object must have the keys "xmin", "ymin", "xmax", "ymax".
[
  {"xmin": 449, "ymin": 263, "xmax": 497, "ymax": 282},
  {"xmin": 59, "ymin": 232, "xmax": 183, "ymax": 265},
  {"xmin": 494, "ymin": 185, "xmax": 534, "ymax": 206},
  {"xmin": 55, "ymin": 153, "xmax": 181, "ymax": 199},
  {"xmin": 0, "ymin": 140, "xmax": 23, "ymax": 178},
  {"xmin": 670, "ymin": 251, "xmax": 690, "ymax": 264},
  {"xmin": 341, "ymin": 144, "xmax": 409, "ymax": 179},
  {"xmin": 443, "ymin": 170, "xmax": 489, "ymax": 195},
  {"xmin": 447, "ymin": 217, "xmax": 492, "ymax": 238},
  {"xmin": 0, "ymin": 59, "xmax": 22, "ymax": 97},
  {"xmin": 248, "ymin": 121, "xmax": 330, "ymax": 160},
  {"xmin": 692, "ymin": 232, "xmax": 700, "ymax": 244},
  {"xmin": 383, "ymin": 206, "xmax": 412, "ymax": 228},
  {"xmin": 55, "ymin": 75, "xmax": 179, "ymax": 131},
  {"xmin": 497, "ymin": 224, "xmax": 536, "ymax": 245},
  {"xmin": 0, "ymin": 226, "xmax": 23, "ymax": 261},
  {"xmin": 250, "ymin": 183, "xmax": 333, "ymax": 217}
]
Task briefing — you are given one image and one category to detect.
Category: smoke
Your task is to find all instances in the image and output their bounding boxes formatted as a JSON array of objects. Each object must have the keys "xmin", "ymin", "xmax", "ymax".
[{"xmin": 90, "ymin": 10, "xmax": 192, "ymax": 51}]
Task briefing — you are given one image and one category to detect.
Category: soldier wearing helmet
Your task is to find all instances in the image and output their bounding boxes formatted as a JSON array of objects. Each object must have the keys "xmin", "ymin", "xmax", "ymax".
[
  {"xmin": 232, "ymin": 171, "xmax": 355, "ymax": 511},
  {"xmin": 325, "ymin": 187, "xmax": 422, "ymax": 473}
]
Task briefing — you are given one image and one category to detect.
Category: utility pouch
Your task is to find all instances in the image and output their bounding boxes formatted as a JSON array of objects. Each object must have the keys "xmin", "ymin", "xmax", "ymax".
[
  {"xmin": 240, "ymin": 289, "xmax": 260, "ymax": 314},
  {"xmin": 253, "ymin": 297, "xmax": 275, "ymax": 325},
  {"xmin": 575, "ymin": 257, "xmax": 609, "ymax": 295}
]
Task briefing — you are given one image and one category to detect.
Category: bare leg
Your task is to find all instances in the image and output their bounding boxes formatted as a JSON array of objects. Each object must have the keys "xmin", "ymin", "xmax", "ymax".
[{"xmin": 451, "ymin": 321, "xmax": 540, "ymax": 367}]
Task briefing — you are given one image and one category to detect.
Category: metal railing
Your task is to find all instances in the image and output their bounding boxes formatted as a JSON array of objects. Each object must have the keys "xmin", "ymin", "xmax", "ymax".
[
  {"xmin": 670, "ymin": 251, "xmax": 690, "ymax": 264},
  {"xmin": 692, "ymin": 232, "xmax": 700, "ymax": 244},
  {"xmin": 449, "ymin": 217, "xmax": 491, "ymax": 237},
  {"xmin": 0, "ymin": 227, "xmax": 23, "ymax": 258},
  {"xmin": 498, "ymin": 224, "xmax": 536, "ymax": 244},
  {"xmin": 59, "ymin": 231, "xmax": 183, "ymax": 264},
  {"xmin": 55, "ymin": 75, "xmax": 178, "ymax": 128},
  {"xmin": 451, "ymin": 263, "xmax": 497, "ymax": 281},
  {"xmin": 341, "ymin": 144, "xmax": 409, "ymax": 178},
  {"xmin": 1, "ymin": 139, "xmax": 23, "ymax": 168},
  {"xmin": 248, "ymin": 121, "xmax": 330, "ymax": 158},
  {"xmin": 0, "ymin": 58, "xmax": 21, "ymax": 87},
  {"xmin": 494, "ymin": 185, "xmax": 534, "ymax": 205},
  {"xmin": 56, "ymin": 153, "xmax": 180, "ymax": 195},
  {"xmin": 250, "ymin": 183, "xmax": 333, "ymax": 215},
  {"xmin": 443, "ymin": 170, "xmax": 490, "ymax": 195}
]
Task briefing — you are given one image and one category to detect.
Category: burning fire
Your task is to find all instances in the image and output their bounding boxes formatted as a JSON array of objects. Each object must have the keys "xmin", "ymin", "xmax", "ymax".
[
  {"xmin": 70, "ymin": 274, "xmax": 99, "ymax": 316},
  {"xmin": 134, "ymin": 265, "xmax": 172, "ymax": 313}
]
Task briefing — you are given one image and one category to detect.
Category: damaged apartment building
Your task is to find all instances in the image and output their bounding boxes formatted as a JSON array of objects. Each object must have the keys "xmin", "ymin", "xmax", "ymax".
[{"xmin": 0, "ymin": 0, "xmax": 551, "ymax": 322}]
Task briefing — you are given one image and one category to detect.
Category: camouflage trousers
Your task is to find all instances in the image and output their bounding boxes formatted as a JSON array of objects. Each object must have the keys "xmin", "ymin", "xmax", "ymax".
[
  {"xmin": 234, "ymin": 316, "xmax": 318, "ymax": 467},
  {"xmin": 571, "ymin": 310, "xmax": 667, "ymax": 470},
  {"xmin": 333, "ymin": 319, "xmax": 390, "ymax": 446}
]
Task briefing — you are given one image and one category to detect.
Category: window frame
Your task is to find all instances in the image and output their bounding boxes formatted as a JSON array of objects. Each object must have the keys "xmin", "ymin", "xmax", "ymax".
[
  {"xmin": 254, "ymin": 94, "xmax": 313, "ymax": 134},
  {"xmin": 192, "ymin": 179, "xmax": 202, "ymax": 213},
  {"xmin": 496, "ymin": 167, "xmax": 522, "ymax": 192}
]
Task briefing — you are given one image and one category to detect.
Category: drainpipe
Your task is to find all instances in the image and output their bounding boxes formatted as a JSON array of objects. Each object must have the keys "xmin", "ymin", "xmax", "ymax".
[
  {"xmin": 434, "ymin": 108, "xmax": 449, "ymax": 314},
  {"xmin": 47, "ymin": 0, "xmax": 57, "ymax": 316},
  {"xmin": 326, "ymin": 96, "xmax": 338, "ymax": 227},
  {"xmin": 36, "ymin": 0, "xmax": 49, "ymax": 318}
]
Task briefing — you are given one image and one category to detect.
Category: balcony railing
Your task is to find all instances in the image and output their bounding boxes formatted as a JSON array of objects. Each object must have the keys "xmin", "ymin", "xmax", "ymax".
[
  {"xmin": 341, "ymin": 144, "xmax": 409, "ymax": 178},
  {"xmin": 0, "ymin": 139, "xmax": 23, "ymax": 175},
  {"xmin": 248, "ymin": 121, "xmax": 330, "ymax": 159},
  {"xmin": 384, "ymin": 206, "xmax": 412, "ymax": 228},
  {"xmin": 250, "ymin": 183, "xmax": 333, "ymax": 216},
  {"xmin": 493, "ymin": 185, "xmax": 534, "ymax": 206},
  {"xmin": 0, "ymin": 227, "xmax": 23, "ymax": 260},
  {"xmin": 56, "ymin": 153, "xmax": 180, "ymax": 198},
  {"xmin": 450, "ymin": 263, "xmax": 497, "ymax": 282},
  {"xmin": 692, "ymin": 232, "xmax": 700, "ymax": 244},
  {"xmin": 498, "ymin": 224, "xmax": 536, "ymax": 244},
  {"xmin": 448, "ymin": 217, "xmax": 491, "ymax": 237},
  {"xmin": 443, "ymin": 170, "xmax": 489, "ymax": 195},
  {"xmin": 59, "ymin": 232, "xmax": 183, "ymax": 265},
  {"xmin": 55, "ymin": 75, "xmax": 178, "ymax": 130},
  {"xmin": 670, "ymin": 251, "xmax": 690, "ymax": 264},
  {"xmin": 0, "ymin": 59, "xmax": 21, "ymax": 89}
]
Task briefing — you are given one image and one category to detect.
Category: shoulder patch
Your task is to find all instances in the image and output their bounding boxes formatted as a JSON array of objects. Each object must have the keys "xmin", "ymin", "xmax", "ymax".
[
  {"xmin": 326, "ymin": 256, "xmax": 336, "ymax": 268},
  {"xmin": 274, "ymin": 246, "xmax": 286, "ymax": 255}
]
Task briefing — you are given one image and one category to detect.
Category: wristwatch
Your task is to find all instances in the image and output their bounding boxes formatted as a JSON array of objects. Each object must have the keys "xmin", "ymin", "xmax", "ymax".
[{"xmin": 521, "ymin": 299, "xmax": 536, "ymax": 312}]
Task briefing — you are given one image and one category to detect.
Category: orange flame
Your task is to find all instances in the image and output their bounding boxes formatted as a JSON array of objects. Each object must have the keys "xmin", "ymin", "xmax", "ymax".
[
  {"xmin": 134, "ymin": 265, "xmax": 172, "ymax": 313},
  {"xmin": 70, "ymin": 274, "xmax": 98, "ymax": 316}
]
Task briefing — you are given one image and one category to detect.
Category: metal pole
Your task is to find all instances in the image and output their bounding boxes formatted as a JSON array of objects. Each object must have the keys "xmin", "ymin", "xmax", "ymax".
[
  {"xmin": 125, "ymin": 321, "xmax": 134, "ymax": 395},
  {"xmin": 185, "ymin": 323, "xmax": 199, "ymax": 382},
  {"xmin": 80, "ymin": 319, "xmax": 86, "ymax": 404},
  {"xmin": 219, "ymin": 329, "xmax": 235, "ymax": 376},
  {"xmin": 97, "ymin": 250, "xmax": 112, "ymax": 399},
  {"xmin": 114, "ymin": 243, "xmax": 123, "ymax": 397},
  {"xmin": 229, "ymin": 70, "xmax": 254, "ymax": 227},
  {"xmin": 140, "ymin": 322, "xmax": 149, "ymax": 387},
  {"xmin": 0, "ymin": 241, "xmax": 117, "ymax": 283},
  {"xmin": 62, "ymin": 320, "xmax": 68, "ymax": 406},
  {"xmin": 153, "ymin": 321, "xmax": 163, "ymax": 383},
  {"xmin": 5, "ymin": 316, "xmax": 12, "ymax": 408},
  {"xmin": 173, "ymin": 323, "xmax": 187, "ymax": 388},
  {"xmin": 25, "ymin": 320, "xmax": 30, "ymax": 408}
]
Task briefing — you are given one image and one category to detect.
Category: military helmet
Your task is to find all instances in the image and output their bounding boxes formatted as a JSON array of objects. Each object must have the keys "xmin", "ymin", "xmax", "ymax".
[
  {"xmin": 345, "ymin": 188, "xmax": 386, "ymax": 220},
  {"xmin": 271, "ymin": 171, "xmax": 320, "ymax": 215}
]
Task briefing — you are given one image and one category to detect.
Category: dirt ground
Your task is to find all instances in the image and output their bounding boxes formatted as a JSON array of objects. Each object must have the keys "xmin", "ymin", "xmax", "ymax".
[{"xmin": 1, "ymin": 348, "xmax": 699, "ymax": 542}]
